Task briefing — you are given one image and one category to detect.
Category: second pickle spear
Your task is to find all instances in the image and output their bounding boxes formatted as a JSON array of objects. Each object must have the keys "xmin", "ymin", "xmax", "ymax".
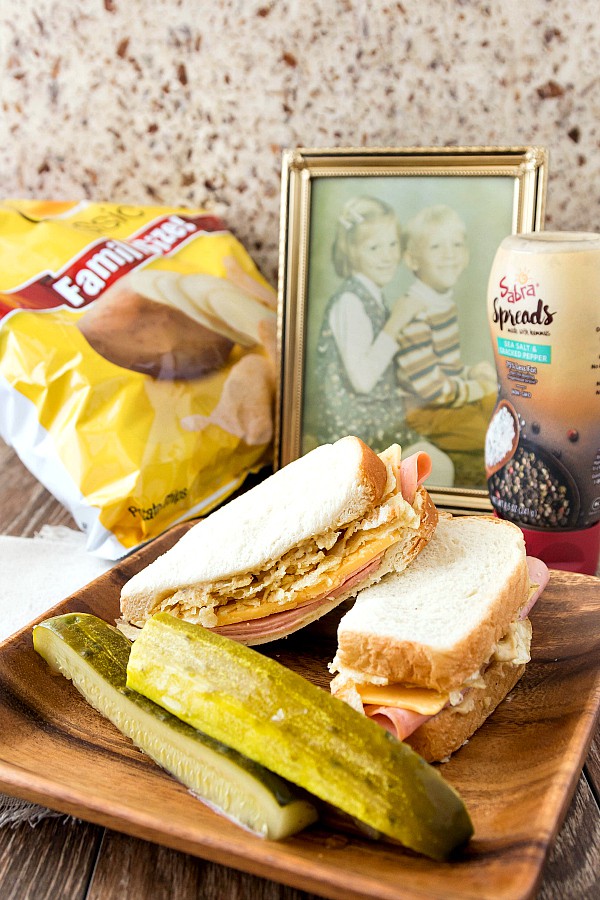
[{"xmin": 127, "ymin": 612, "xmax": 474, "ymax": 860}]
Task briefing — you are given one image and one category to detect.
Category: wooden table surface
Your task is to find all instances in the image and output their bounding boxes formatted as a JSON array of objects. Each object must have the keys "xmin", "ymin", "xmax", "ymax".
[{"xmin": 0, "ymin": 437, "xmax": 599, "ymax": 900}]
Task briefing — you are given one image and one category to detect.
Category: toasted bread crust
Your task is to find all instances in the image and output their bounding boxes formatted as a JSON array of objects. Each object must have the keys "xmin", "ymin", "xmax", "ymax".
[
  {"xmin": 405, "ymin": 658, "xmax": 526, "ymax": 763},
  {"xmin": 352, "ymin": 437, "xmax": 388, "ymax": 507},
  {"xmin": 378, "ymin": 486, "xmax": 438, "ymax": 574},
  {"xmin": 408, "ymin": 487, "xmax": 438, "ymax": 561}
]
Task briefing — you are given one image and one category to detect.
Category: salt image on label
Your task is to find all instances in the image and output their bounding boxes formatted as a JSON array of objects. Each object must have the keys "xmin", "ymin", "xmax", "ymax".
[{"xmin": 485, "ymin": 407, "xmax": 516, "ymax": 468}]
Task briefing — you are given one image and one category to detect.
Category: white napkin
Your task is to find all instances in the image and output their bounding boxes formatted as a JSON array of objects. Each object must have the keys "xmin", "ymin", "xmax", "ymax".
[
  {"xmin": 0, "ymin": 525, "xmax": 112, "ymax": 642},
  {"xmin": 0, "ymin": 525, "xmax": 113, "ymax": 825}
]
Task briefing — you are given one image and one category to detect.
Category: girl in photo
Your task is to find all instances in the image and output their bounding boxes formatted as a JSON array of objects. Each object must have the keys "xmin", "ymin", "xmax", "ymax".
[{"xmin": 312, "ymin": 195, "xmax": 415, "ymax": 451}]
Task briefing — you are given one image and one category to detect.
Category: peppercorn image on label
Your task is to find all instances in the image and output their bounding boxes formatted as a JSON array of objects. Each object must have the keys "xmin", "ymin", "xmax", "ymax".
[{"xmin": 0, "ymin": 200, "xmax": 277, "ymax": 558}]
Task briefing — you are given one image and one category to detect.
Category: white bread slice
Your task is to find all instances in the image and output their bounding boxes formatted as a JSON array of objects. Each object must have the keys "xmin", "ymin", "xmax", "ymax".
[
  {"xmin": 331, "ymin": 515, "xmax": 530, "ymax": 693},
  {"xmin": 404, "ymin": 658, "xmax": 526, "ymax": 763},
  {"xmin": 120, "ymin": 437, "xmax": 436, "ymax": 629}
]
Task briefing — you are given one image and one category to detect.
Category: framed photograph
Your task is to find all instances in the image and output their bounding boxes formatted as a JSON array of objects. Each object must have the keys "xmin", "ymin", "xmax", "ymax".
[{"xmin": 275, "ymin": 146, "xmax": 547, "ymax": 512}]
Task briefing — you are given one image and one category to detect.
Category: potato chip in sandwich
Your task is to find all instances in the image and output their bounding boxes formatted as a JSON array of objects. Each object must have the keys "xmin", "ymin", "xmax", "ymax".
[
  {"xmin": 329, "ymin": 515, "xmax": 550, "ymax": 762},
  {"xmin": 119, "ymin": 436, "xmax": 437, "ymax": 644}
]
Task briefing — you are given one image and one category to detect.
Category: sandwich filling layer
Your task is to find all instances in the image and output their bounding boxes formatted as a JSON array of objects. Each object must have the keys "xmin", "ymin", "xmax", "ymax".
[
  {"xmin": 361, "ymin": 617, "xmax": 533, "ymax": 738},
  {"xmin": 162, "ymin": 497, "xmax": 419, "ymax": 627}
]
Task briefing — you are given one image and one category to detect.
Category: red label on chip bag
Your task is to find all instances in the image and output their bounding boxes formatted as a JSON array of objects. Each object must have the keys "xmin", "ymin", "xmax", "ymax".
[{"xmin": 2, "ymin": 214, "xmax": 228, "ymax": 315}]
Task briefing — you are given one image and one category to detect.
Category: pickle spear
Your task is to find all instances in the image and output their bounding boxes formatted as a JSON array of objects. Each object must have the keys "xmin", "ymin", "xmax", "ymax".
[
  {"xmin": 33, "ymin": 613, "xmax": 318, "ymax": 839},
  {"xmin": 127, "ymin": 612, "xmax": 474, "ymax": 860}
]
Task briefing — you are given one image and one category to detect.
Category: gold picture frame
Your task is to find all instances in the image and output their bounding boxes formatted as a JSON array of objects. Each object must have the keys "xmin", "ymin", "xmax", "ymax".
[{"xmin": 275, "ymin": 145, "xmax": 547, "ymax": 513}]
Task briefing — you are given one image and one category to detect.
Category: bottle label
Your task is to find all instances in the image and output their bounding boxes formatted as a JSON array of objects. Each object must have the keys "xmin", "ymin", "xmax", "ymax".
[{"xmin": 486, "ymin": 234, "xmax": 600, "ymax": 530}]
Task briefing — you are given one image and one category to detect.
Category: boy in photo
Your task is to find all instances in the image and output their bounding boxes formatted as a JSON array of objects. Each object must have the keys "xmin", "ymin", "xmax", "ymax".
[{"xmin": 390, "ymin": 205, "xmax": 497, "ymax": 485}]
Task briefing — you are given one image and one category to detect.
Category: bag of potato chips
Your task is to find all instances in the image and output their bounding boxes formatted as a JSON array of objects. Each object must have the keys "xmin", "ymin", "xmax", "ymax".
[{"xmin": 0, "ymin": 200, "xmax": 277, "ymax": 558}]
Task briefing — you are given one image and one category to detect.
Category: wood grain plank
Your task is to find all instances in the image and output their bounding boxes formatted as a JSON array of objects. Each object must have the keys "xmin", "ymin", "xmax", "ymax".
[
  {"xmin": 0, "ymin": 816, "xmax": 102, "ymax": 900},
  {"xmin": 537, "ymin": 773, "xmax": 600, "ymax": 900},
  {"xmin": 586, "ymin": 731, "xmax": 600, "ymax": 803},
  {"xmin": 87, "ymin": 830, "xmax": 324, "ymax": 900},
  {"xmin": 0, "ymin": 439, "xmax": 76, "ymax": 536}
]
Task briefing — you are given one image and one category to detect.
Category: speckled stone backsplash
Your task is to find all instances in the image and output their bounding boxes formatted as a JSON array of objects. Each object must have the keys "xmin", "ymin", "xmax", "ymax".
[{"xmin": 1, "ymin": 0, "xmax": 598, "ymax": 283}]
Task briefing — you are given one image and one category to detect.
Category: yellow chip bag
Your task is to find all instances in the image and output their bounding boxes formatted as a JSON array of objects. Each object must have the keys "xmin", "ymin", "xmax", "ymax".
[{"xmin": 0, "ymin": 200, "xmax": 277, "ymax": 558}]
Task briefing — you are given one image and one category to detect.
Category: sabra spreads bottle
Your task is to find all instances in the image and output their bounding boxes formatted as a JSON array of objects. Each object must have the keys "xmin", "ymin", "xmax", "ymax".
[{"xmin": 485, "ymin": 232, "xmax": 600, "ymax": 574}]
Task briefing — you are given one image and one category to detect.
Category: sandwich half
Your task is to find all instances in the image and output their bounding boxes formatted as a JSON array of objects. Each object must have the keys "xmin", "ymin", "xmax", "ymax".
[
  {"xmin": 119, "ymin": 436, "xmax": 438, "ymax": 644},
  {"xmin": 329, "ymin": 515, "xmax": 549, "ymax": 762}
]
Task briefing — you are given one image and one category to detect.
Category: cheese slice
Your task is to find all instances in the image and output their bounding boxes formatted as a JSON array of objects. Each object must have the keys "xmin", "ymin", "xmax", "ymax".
[
  {"xmin": 357, "ymin": 683, "xmax": 449, "ymax": 716},
  {"xmin": 213, "ymin": 529, "xmax": 399, "ymax": 626}
]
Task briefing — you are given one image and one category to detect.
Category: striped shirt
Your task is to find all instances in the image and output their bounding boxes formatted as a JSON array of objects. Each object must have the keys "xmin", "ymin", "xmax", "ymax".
[{"xmin": 395, "ymin": 279, "xmax": 484, "ymax": 407}]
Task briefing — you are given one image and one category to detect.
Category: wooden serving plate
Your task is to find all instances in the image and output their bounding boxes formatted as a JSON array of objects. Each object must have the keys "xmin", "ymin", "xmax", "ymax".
[{"xmin": 0, "ymin": 523, "xmax": 599, "ymax": 900}]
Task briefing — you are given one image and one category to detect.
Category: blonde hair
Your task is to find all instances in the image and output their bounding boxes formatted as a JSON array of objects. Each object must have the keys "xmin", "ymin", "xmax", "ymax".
[
  {"xmin": 332, "ymin": 196, "xmax": 400, "ymax": 278},
  {"xmin": 401, "ymin": 205, "xmax": 467, "ymax": 256}
]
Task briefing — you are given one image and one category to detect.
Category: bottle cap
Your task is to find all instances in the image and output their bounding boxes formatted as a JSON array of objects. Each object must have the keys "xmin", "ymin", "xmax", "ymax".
[{"xmin": 518, "ymin": 521, "xmax": 600, "ymax": 576}]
